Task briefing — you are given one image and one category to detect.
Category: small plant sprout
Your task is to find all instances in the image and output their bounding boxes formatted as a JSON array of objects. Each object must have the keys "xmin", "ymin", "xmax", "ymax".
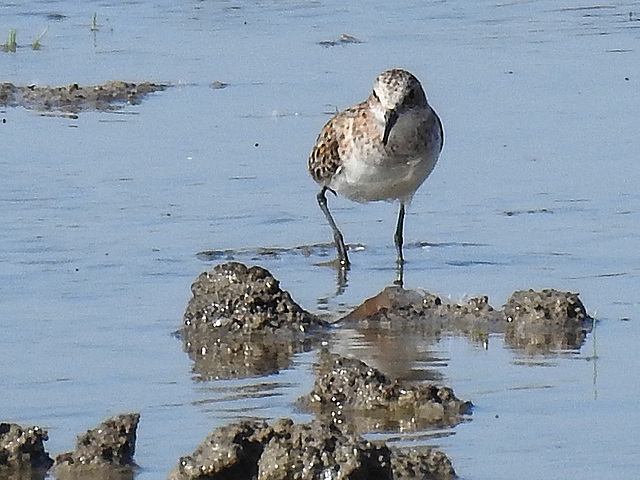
[
  {"xmin": 3, "ymin": 29, "xmax": 17, "ymax": 52},
  {"xmin": 32, "ymin": 27, "xmax": 48, "ymax": 50},
  {"xmin": 91, "ymin": 12, "xmax": 99, "ymax": 31}
]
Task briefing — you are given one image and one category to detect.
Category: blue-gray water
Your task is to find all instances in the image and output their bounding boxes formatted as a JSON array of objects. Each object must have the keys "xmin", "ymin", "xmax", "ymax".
[{"xmin": 1, "ymin": 1, "xmax": 639, "ymax": 478}]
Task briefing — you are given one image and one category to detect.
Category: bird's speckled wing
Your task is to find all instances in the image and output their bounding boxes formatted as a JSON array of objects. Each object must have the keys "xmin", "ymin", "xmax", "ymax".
[{"xmin": 308, "ymin": 103, "xmax": 367, "ymax": 186}]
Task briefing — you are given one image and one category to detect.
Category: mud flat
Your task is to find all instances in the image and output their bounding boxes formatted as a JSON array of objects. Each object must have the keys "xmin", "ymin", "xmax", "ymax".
[
  {"xmin": 170, "ymin": 262, "xmax": 593, "ymax": 477},
  {"xmin": 2, "ymin": 262, "xmax": 594, "ymax": 479},
  {"xmin": 0, "ymin": 81, "xmax": 167, "ymax": 115}
]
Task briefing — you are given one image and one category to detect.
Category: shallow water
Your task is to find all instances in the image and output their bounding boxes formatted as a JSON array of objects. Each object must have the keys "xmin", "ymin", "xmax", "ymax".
[{"xmin": 1, "ymin": 0, "xmax": 639, "ymax": 478}]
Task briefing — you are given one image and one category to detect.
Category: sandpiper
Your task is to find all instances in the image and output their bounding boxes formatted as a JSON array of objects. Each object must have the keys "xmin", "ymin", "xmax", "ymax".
[{"xmin": 308, "ymin": 68, "xmax": 443, "ymax": 277}]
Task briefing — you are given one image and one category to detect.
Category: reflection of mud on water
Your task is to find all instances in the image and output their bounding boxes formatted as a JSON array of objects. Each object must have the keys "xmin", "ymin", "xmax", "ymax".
[
  {"xmin": 168, "ymin": 418, "xmax": 456, "ymax": 480},
  {"xmin": 298, "ymin": 352, "xmax": 472, "ymax": 433},
  {"xmin": 0, "ymin": 81, "xmax": 167, "ymax": 115},
  {"xmin": 178, "ymin": 262, "xmax": 328, "ymax": 380},
  {"xmin": 196, "ymin": 243, "xmax": 366, "ymax": 262}
]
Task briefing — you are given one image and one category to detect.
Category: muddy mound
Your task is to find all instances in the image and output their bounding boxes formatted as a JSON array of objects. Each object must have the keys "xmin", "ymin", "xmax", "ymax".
[
  {"xmin": 169, "ymin": 418, "xmax": 454, "ymax": 480},
  {"xmin": 0, "ymin": 422, "xmax": 53, "ymax": 476},
  {"xmin": 344, "ymin": 286, "xmax": 502, "ymax": 340},
  {"xmin": 344, "ymin": 286, "xmax": 592, "ymax": 352},
  {"xmin": 392, "ymin": 447, "xmax": 456, "ymax": 480},
  {"xmin": 504, "ymin": 288, "xmax": 592, "ymax": 351},
  {"xmin": 0, "ymin": 81, "xmax": 166, "ymax": 114},
  {"xmin": 298, "ymin": 352, "xmax": 472, "ymax": 431},
  {"xmin": 54, "ymin": 413, "xmax": 139, "ymax": 479},
  {"xmin": 183, "ymin": 262, "xmax": 323, "ymax": 334},
  {"xmin": 179, "ymin": 262, "xmax": 328, "ymax": 380}
]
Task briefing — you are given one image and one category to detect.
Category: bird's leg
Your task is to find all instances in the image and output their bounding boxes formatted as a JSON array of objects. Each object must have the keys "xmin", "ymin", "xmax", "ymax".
[
  {"xmin": 317, "ymin": 187, "xmax": 350, "ymax": 268},
  {"xmin": 394, "ymin": 203, "xmax": 405, "ymax": 286}
]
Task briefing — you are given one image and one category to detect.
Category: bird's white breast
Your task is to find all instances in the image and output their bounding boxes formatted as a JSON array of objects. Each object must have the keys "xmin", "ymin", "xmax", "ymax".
[{"xmin": 329, "ymin": 109, "xmax": 441, "ymax": 204}]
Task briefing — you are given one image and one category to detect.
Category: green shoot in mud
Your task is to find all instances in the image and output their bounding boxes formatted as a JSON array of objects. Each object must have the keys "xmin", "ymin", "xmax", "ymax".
[
  {"xmin": 3, "ymin": 29, "xmax": 17, "ymax": 52},
  {"xmin": 31, "ymin": 27, "xmax": 48, "ymax": 50},
  {"xmin": 91, "ymin": 12, "xmax": 99, "ymax": 32}
]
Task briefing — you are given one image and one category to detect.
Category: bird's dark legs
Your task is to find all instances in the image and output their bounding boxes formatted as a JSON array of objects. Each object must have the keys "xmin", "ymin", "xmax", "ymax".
[
  {"xmin": 394, "ymin": 203, "xmax": 405, "ymax": 287},
  {"xmin": 317, "ymin": 187, "xmax": 350, "ymax": 268}
]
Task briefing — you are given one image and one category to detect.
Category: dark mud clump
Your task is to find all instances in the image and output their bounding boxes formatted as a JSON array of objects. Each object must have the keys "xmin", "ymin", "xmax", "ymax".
[
  {"xmin": 0, "ymin": 422, "xmax": 53, "ymax": 477},
  {"xmin": 344, "ymin": 285, "xmax": 592, "ymax": 353},
  {"xmin": 0, "ymin": 81, "xmax": 167, "ymax": 114},
  {"xmin": 178, "ymin": 262, "xmax": 328, "ymax": 380},
  {"xmin": 168, "ymin": 420, "xmax": 270, "ymax": 480},
  {"xmin": 298, "ymin": 352, "xmax": 472, "ymax": 432},
  {"xmin": 343, "ymin": 286, "xmax": 503, "ymax": 347},
  {"xmin": 54, "ymin": 413, "xmax": 139, "ymax": 479},
  {"xmin": 183, "ymin": 262, "xmax": 322, "ymax": 334},
  {"xmin": 392, "ymin": 447, "xmax": 456, "ymax": 480},
  {"xmin": 504, "ymin": 288, "xmax": 592, "ymax": 351},
  {"xmin": 169, "ymin": 418, "xmax": 454, "ymax": 480}
]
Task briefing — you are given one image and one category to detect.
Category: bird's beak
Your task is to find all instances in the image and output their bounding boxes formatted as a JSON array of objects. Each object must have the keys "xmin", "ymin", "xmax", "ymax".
[{"xmin": 382, "ymin": 109, "xmax": 398, "ymax": 146}]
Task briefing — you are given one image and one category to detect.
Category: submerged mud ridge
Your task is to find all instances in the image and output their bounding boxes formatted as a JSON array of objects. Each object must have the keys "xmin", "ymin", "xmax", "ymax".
[
  {"xmin": 0, "ymin": 414, "xmax": 139, "ymax": 480},
  {"xmin": 169, "ymin": 418, "xmax": 456, "ymax": 480},
  {"xmin": 178, "ymin": 261, "xmax": 328, "ymax": 380},
  {"xmin": 0, "ymin": 81, "xmax": 167, "ymax": 114},
  {"xmin": 299, "ymin": 352, "xmax": 472, "ymax": 432}
]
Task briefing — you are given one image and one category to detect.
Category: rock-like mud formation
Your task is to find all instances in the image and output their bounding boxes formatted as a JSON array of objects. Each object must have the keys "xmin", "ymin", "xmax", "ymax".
[
  {"xmin": 0, "ymin": 422, "xmax": 53, "ymax": 477},
  {"xmin": 345, "ymin": 285, "xmax": 502, "ymax": 344},
  {"xmin": 0, "ymin": 81, "xmax": 166, "ymax": 114},
  {"xmin": 179, "ymin": 262, "xmax": 328, "ymax": 379},
  {"xmin": 54, "ymin": 413, "xmax": 139, "ymax": 479},
  {"xmin": 504, "ymin": 288, "xmax": 592, "ymax": 351},
  {"xmin": 0, "ymin": 414, "xmax": 139, "ymax": 480},
  {"xmin": 343, "ymin": 285, "xmax": 592, "ymax": 353},
  {"xmin": 299, "ymin": 352, "xmax": 472, "ymax": 431},
  {"xmin": 168, "ymin": 418, "xmax": 455, "ymax": 480}
]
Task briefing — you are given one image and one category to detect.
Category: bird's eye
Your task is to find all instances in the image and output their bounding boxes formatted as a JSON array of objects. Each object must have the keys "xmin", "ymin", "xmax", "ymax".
[{"xmin": 408, "ymin": 90, "xmax": 415, "ymax": 100}]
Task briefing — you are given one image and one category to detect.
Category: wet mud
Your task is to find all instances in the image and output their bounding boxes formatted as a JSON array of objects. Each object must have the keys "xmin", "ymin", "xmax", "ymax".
[
  {"xmin": 0, "ymin": 81, "xmax": 167, "ymax": 115},
  {"xmin": 0, "ymin": 414, "xmax": 138, "ymax": 480},
  {"xmin": 3, "ymin": 262, "xmax": 594, "ymax": 479},
  {"xmin": 0, "ymin": 423, "xmax": 53, "ymax": 479},
  {"xmin": 503, "ymin": 289, "xmax": 591, "ymax": 352},
  {"xmin": 298, "ymin": 352, "xmax": 472, "ymax": 432},
  {"xmin": 168, "ymin": 262, "xmax": 593, "ymax": 477},
  {"xmin": 343, "ymin": 285, "xmax": 592, "ymax": 353},
  {"xmin": 168, "ymin": 418, "xmax": 455, "ymax": 480},
  {"xmin": 54, "ymin": 413, "xmax": 139, "ymax": 480},
  {"xmin": 178, "ymin": 261, "xmax": 328, "ymax": 380}
]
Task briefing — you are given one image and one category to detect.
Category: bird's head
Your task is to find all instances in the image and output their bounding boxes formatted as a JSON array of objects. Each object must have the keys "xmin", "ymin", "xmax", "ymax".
[{"xmin": 369, "ymin": 69, "xmax": 427, "ymax": 145}]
